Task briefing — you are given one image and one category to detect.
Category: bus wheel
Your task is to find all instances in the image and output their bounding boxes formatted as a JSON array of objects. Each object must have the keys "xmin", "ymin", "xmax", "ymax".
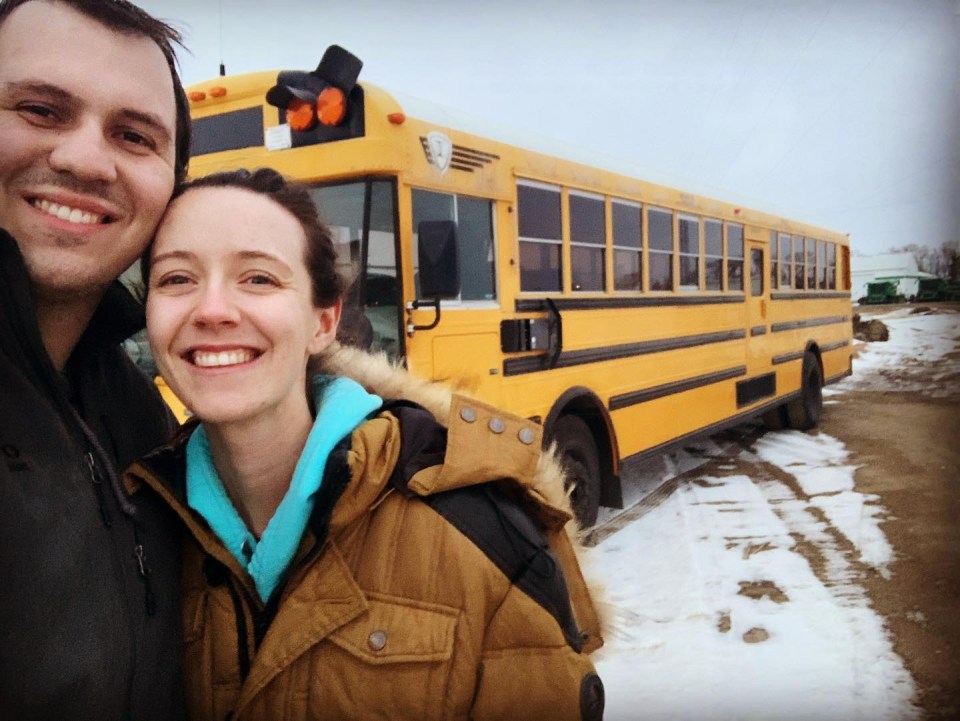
[
  {"xmin": 553, "ymin": 415, "xmax": 601, "ymax": 528},
  {"xmin": 785, "ymin": 352, "xmax": 823, "ymax": 430}
]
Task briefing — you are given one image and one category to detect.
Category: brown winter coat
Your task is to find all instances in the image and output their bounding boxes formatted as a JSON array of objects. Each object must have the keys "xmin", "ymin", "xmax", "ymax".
[{"xmin": 125, "ymin": 346, "xmax": 604, "ymax": 721}]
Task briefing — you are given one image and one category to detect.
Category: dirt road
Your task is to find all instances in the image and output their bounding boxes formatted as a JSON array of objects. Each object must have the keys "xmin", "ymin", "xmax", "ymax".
[{"xmin": 820, "ymin": 307, "xmax": 960, "ymax": 720}]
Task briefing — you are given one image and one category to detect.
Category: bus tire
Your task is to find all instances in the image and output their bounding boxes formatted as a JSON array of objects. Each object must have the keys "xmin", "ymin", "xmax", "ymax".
[
  {"xmin": 785, "ymin": 352, "xmax": 823, "ymax": 430},
  {"xmin": 553, "ymin": 414, "xmax": 601, "ymax": 528}
]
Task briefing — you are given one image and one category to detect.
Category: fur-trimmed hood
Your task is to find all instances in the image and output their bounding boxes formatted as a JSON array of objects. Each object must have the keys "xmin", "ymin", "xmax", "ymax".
[{"xmin": 316, "ymin": 342, "xmax": 576, "ymax": 525}]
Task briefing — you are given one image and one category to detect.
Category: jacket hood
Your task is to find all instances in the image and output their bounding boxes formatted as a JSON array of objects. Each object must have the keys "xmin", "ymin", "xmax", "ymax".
[{"xmin": 315, "ymin": 343, "xmax": 576, "ymax": 529}]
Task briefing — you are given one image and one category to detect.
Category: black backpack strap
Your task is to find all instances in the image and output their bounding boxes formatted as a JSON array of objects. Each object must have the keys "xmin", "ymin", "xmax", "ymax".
[{"xmin": 383, "ymin": 400, "xmax": 586, "ymax": 653}]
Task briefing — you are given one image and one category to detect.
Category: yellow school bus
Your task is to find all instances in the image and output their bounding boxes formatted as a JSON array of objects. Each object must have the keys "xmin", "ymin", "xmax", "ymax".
[{"xmin": 183, "ymin": 46, "xmax": 853, "ymax": 526}]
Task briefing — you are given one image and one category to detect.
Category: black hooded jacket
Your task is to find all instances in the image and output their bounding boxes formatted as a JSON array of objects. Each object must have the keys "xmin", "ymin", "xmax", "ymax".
[{"xmin": 0, "ymin": 230, "xmax": 185, "ymax": 720}]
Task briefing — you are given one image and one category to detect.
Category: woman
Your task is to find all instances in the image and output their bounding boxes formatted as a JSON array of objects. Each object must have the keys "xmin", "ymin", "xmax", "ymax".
[{"xmin": 125, "ymin": 169, "xmax": 604, "ymax": 721}]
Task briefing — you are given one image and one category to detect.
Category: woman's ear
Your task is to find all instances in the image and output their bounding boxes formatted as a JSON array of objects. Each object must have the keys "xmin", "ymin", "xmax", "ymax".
[{"xmin": 308, "ymin": 298, "xmax": 342, "ymax": 355}]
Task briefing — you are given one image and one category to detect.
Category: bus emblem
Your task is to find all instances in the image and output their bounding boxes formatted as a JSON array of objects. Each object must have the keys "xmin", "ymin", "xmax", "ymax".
[{"xmin": 424, "ymin": 131, "xmax": 453, "ymax": 175}]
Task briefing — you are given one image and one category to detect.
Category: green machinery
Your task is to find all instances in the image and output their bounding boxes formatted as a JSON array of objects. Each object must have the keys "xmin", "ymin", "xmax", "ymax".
[
  {"xmin": 915, "ymin": 278, "xmax": 947, "ymax": 302},
  {"xmin": 861, "ymin": 280, "xmax": 905, "ymax": 305}
]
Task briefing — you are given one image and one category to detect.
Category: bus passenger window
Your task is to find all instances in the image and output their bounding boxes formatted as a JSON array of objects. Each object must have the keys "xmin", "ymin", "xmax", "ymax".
[
  {"xmin": 793, "ymin": 236, "xmax": 805, "ymax": 290},
  {"xmin": 678, "ymin": 214, "xmax": 701, "ymax": 291},
  {"xmin": 817, "ymin": 240, "xmax": 827, "ymax": 289},
  {"xmin": 779, "ymin": 233, "xmax": 792, "ymax": 289},
  {"xmin": 569, "ymin": 192, "xmax": 605, "ymax": 292},
  {"xmin": 648, "ymin": 207, "xmax": 673, "ymax": 291},
  {"xmin": 412, "ymin": 189, "xmax": 496, "ymax": 301},
  {"xmin": 518, "ymin": 182, "xmax": 562, "ymax": 292},
  {"xmin": 726, "ymin": 222, "xmax": 744, "ymax": 292},
  {"xmin": 705, "ymin": 220, "xmax": 723, "ymax": 291},
  {"xmin": 770, "ymin": 232, "xmax": 779, "ymax": 290},
  {"xmin": 613, "ymin": 200, "xmax": 642, "ymax": 291},
  {"xmin": 751, "ymin": 248, "xmax": 764, "ymax": 296},
  {"xmin": 827, "ymin": 243, "xmax": 837, "ymax": 289},
  {"xmin": 806, "ymin": 237, "xmax": 816, "ymax": 289}
]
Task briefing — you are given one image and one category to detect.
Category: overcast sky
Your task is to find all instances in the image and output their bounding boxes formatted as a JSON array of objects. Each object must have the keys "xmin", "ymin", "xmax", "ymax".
[{"xmin": 139, "ymin": 0, "xmax": 960, "ymax": 256}]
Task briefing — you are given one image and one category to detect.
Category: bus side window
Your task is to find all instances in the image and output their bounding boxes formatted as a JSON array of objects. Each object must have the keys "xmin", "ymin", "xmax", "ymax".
[
  {"xmin": 751, "ymin": 248, "xmax": 764, "ymax": 296},
  {"xmin": 413, "ymin": 189, "xmax": 496, "ymax": 302}
]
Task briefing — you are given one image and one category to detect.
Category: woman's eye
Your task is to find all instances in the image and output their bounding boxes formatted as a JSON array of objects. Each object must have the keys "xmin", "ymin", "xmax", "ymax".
[
  {"xmin": 154, "ymin": 273, "xmax": 192, "ymax": 288},
  {"xmin": 243, "ymin": 273, "xmax": 278, "ymax": 286}
]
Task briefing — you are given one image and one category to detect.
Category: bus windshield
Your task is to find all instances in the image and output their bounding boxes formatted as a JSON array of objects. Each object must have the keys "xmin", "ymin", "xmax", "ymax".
[{"xmin": 309, "ymin": 179, "xmax": 401, "ymax": 358}]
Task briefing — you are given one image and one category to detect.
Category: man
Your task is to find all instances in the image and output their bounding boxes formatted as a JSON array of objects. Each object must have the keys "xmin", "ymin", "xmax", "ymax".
[{"xmin": 0, "ymin": 0, "xmax": 190, "ymax": 717}]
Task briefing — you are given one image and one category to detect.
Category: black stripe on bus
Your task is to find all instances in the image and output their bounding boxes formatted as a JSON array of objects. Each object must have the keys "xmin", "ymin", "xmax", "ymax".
[
  {"xmin": 503, "ymin": 329, "xmax": 746, "ymax": 377},
  {"xmin": 750, "ymin": 325, "xmax": 767, "ymax": 336},
  {"xmin": 772, "ymin": 350, "xmax": 805, "ymax": 365},
  {"xmin": 770, "ymin": 291, "xmax": 850, "ymax": 300},
  {"xmin": 620, "ymin": 367, "xmax": 852, "ymax": 468},
  {"xmin": 820, "ymin": 339, "xmax": 851, "ymax": 352},
  {"xmin": 736, "ymin": 373, "xmax": 776, "ymax": 407},
  {"xmin": 772, "ymin": 338, "xmax": 850, "ymax": 366},
  {"xmin": 608, "ymin": 366, "xmax": 747, "ymax": 411},
  {"xmin": 515, "ymin": 295, "xmax": 744, "ymax": 313},
  {"xmin": 771, "ymin": 315, "xmax": 849, "ymax": 332}
]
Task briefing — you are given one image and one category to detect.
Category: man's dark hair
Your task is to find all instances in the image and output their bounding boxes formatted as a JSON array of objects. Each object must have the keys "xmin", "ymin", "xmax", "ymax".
[
  {"xmin": 0, "ymin": 0, "xmax": 191, "ymax": 184},
  {"xmin": 143, "ymin": 168, "xmax": 347, "ymax": 309}
]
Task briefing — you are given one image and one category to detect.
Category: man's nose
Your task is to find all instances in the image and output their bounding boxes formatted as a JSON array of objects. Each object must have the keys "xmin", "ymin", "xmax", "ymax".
[{"xmin": 47, "ymin": 118, "xmax": 118, "ymax": 184}]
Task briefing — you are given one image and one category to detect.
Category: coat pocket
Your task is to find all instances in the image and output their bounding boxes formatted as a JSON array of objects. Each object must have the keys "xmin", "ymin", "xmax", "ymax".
[
  {"xmin": 323, "ymin": 593, "xmax": 460, "ymax": 719},
  {"xmin": 328, "ymin": 593, "xmax": 458, "ymax": 663}
]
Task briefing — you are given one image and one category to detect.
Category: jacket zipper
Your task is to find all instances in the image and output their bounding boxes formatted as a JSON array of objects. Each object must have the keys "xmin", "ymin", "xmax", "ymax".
[
  {"xmin": 86, "ymin": 451, "xmax": 113, "ymax": 527},
  {"xmin": 225, "ymin": 578, "xmax": 252, "ymax": 681},
  {"xmin": 132, "ymin": 528, "xmax": 157, "ymax": 616}
]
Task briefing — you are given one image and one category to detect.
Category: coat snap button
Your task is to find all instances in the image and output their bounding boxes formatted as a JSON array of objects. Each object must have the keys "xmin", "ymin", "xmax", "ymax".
[
  {"xmin": 460, "ymin": 407, "xmax": 477, "ymax": 423},
  {"xmin": 368, "ymin": 630, "xmax": 387, "ymax": 651},
  {"xmin": 489, "ymin": 417, "xmax": 506, "ymax": 434},
  {"xmin": 518, "ymin": 427, "xmax": 536, "ymax": 445}
]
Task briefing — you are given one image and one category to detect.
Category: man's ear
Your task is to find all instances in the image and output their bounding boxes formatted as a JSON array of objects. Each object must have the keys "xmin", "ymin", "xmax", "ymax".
[{"xmin": 308, "ymin": 298, "xmax": 342, "ymax": 354}]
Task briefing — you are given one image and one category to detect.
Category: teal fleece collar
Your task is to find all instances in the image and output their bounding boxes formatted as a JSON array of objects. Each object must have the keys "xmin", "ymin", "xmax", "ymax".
[{"xmin": 186, "ymin": 375, "xmax": 382, "ymax": 602}]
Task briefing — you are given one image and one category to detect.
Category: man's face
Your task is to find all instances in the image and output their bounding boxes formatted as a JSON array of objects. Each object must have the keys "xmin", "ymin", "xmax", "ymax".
[{"xmin": 0, "ymin": 0, "xmax": 177, "ymax": 305}]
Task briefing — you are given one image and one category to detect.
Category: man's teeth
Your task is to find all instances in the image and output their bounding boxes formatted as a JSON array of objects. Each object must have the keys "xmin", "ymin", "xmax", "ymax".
[
  {"xmin": 34, "ymin": 199, "xmax": 104, "ymax": 225},
  {"xmin": 192, "ymin": 350, "xmax": 255, "ymax": 368}
]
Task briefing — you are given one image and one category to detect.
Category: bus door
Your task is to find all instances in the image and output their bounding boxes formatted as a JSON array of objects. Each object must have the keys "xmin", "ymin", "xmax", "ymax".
[
  {"xmin": 405, "ymin": 188, "xmax": 503, "ymax": 404},
  {"xmin": 745, "ymin": 238, "xmax": 771, "ymax": 381},
  {"xmin": 308, "ymin": 179, "xmax": 404, "ymax": 359}
]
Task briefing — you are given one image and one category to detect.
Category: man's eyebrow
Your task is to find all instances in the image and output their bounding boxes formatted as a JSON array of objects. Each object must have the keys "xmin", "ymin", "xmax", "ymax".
[
  {"xmin": 4, "ymin": 80, "xmax": 76, "ymax": 104},
  {"xmin": 117, "ymin": 108, "xmax": 173, "ymax": 144}
]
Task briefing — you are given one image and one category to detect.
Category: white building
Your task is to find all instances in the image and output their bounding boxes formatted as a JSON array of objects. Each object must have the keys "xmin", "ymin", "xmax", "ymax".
[{"xmin": 850, "ymin": 252, "xmax": 935, "ymax": 301}]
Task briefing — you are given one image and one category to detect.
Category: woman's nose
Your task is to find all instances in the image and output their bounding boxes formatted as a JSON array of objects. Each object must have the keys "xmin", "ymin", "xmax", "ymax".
[{"xmin": 191, "ymin": 283, "xmax": 240, "ymax": 327}]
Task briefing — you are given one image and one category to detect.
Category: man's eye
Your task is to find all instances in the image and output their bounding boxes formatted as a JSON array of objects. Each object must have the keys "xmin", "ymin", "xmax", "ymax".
[
  {"xmin": 18, "ymin": 103, "xmax": 57, "ymax": 121},
  {"xmin": 119, "ymin": 129, "xmax": 155, "ymax": 149}
]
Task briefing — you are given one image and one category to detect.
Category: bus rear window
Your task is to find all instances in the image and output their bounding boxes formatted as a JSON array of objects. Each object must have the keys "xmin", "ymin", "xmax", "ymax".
[{"xmin": 190, "ymin": 107, "xmax": 264, "ymax": 156}]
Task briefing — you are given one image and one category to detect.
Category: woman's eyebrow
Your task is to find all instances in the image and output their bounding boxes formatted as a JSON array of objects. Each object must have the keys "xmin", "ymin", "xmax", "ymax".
[
  {"xmin": 150, "ymin": 250, "xmax": 196, "ymax": 265},
  {"xmin": 236, "ymin": 250, "xmax": 293, "ymax": 270}
]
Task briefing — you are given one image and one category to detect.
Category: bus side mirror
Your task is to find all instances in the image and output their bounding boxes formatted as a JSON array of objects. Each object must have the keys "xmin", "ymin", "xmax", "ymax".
[{"xmin": 417, "ymin": 220, "xmax": 460, "ymax": 298}]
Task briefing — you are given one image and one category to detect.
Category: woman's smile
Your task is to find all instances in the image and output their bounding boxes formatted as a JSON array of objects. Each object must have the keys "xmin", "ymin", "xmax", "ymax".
[{"xmin": 186, "ymin": 347, "xmax": 262, "ymax": 369}]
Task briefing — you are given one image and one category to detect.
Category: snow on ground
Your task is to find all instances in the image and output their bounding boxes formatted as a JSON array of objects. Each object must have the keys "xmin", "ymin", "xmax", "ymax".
[
  {"xmin": 835, "ymin": 307, "xmax": 960, "ymax": 397},
  {"xmin": 587, "ymin": 308, "xmax": 960, "ymax": 721}
]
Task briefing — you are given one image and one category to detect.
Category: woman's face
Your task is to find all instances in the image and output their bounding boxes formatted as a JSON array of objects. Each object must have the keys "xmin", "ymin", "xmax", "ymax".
[{"xmin": 146, "ymin": 186, "xmax": 340, "ymax": 427}]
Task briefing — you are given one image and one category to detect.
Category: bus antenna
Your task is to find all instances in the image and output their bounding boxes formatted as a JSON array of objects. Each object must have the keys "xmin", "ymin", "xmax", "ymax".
[{"xmin": 218, "ymin": 0, "xmax": 226, "ymax": 76}]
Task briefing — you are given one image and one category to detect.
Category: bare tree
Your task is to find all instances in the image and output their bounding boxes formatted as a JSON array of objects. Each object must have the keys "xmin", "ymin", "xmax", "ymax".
[{"xmin": 887, "ymin": 242, "xmax": 959, "ymax": 279}]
